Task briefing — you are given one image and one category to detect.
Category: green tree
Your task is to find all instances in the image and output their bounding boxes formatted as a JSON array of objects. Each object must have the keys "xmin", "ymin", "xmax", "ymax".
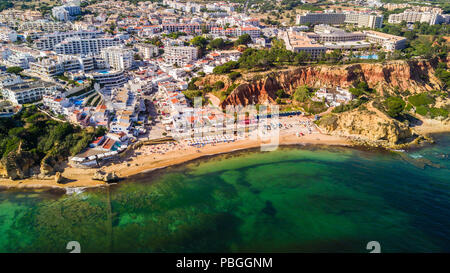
[
  {"xmin": 209, "ymin": 38, "xmax": 226, "ymax": 49},
  {"xmin": 276, "ymin": 89, "xmax": 288, "ymax": 98},
  {"xmin": 234, "ymin": 34, "xmax": 252, "ymax": 46},
  {"xmin": 190, "ymin": 36, "xmax": 209, "ymax": 50},
  {"xmin": 407, "ymin": 93, "xmax": 435, "ymax": 107},
  {"xmin": 229, "ymin": 71, "xmax": 241, "ymax": 81},
  {"xmin": 187, "ymin": 77, "xmax": 199, "ymax": 90},
  {"xmin": 293, "ymin": 85, "xmax": 313, "ymax": 102},
  {"xmin": 214, "ymin": 81, "xmax": 225, "ymax": 90},
  {"xmin": 6, "ymin": 66, "xmax": 24, "ymax": 75},
  {"xmin": 385, "ymin": 97, "xmax": 405, "ymax": 118},
  {"xmin": 213, "ymin": 61, "xmax": 238, "ymax": 74}
]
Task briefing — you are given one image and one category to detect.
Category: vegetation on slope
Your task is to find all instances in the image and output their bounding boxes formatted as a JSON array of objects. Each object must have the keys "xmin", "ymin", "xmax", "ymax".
[{"xmin": 0, "ymin": 106, "xmax": 105, "ymax": 165}]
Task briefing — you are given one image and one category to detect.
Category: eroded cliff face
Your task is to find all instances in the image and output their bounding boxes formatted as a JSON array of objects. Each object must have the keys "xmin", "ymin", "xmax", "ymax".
[
  {"xmin": 318, "ymin": 108, "xmax": 414, "ymax": 147},
  {"xmin": 0, "ymin": 144, "xmax": 39, "ymax": 180},
  {"xmin": 0, "ymin": 143, "xmax": 64, "ymax": 180},
  {"xmin": 221, "ymin": 77, "xmax": 279, "ymax": 107},
  {"xmin": 219, "ymin": 60, "xmax": 443, "ymax": 108}
]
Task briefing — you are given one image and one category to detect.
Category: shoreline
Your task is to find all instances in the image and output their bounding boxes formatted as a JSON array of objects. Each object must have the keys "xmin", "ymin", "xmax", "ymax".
[
  {"xmin": 0, "ymin": 132, "xmax": 351, "ymax": 191},
  {"xmin": 1, "ymin": 118, "xmax": 449, "ymax": 191}
]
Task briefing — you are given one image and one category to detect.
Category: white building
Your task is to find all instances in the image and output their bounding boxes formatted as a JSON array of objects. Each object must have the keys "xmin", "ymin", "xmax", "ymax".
[
  {"xmin": 34, "ymin": 31, "xmax": 103, "ymax": 51},
  {"xmin": 388, "ymin": 11, "xmax": 445, "ymax": 25},
  {"xmin": 42, "ymin": 94, "xmax": 71, "ymax": 115},
  {"xmin": 19, "ymin": 20, "xmax": 72, "ymax": 32},
  {"xmin": 363, "ymin": 30, "xmax": 407, "ymax": 51},
  {"xmin": 6, "ymin": 52, "xmax": 35, "ymax": 69},
  {"xmin": 0, "ymin": 27, "xmax": 17, "ymax": 42},
  {"xmin": 0, "ymin": 71, "xmax": 23, "ymax": 88},
  {"xmin": 101, "ymin": 45, "xmax": 134, "ymax": 70},
  {"xmin": 280, "ymin": 31, "xmax": 326, "ymax": 59},
  {"xmin": 54, "ymin": 37, "xmax": 122, "ymax": 55},
  {"xmin": 296, "ymin": 12, "xmax": 383, "ymax": 29},
  {"xmin": 52, "ymin": 7, "xmax": 70, "ymax": 21},
  {"xmin": 89, "ymin": 70, "xmax": 127, "ymax": 88},
  {"xmin": 1, "ymin": 80, "xmax": 58, "ymax": 104},
  {"xmin": 135, "ymin": 43, "xmax": 159, "ymax": 59},
  {"xmin": 52, "ymin": 2, "xmax": 81, "ymax": 21},
  {"xmin": 313, "ymin": 87, "xmax": 353, "ymax": 107},
  {"xmin": 164, "ymin": 46, "xmax": 198, "ymax": 66}
]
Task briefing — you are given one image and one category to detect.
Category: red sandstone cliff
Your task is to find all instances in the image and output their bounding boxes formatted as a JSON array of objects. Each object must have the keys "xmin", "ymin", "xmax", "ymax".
[{"xmin": 219, "ymin": 60, "xmax": 445, "ymax": 108}]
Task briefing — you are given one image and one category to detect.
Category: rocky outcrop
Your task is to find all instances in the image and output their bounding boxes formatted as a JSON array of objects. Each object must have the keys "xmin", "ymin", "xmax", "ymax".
[
  {"xmin": 0, "ymin": 143, "xmax": 39, "ymax": 180},
  {"xmin": 55, "ymin": 172, "xmax": 63, "ymax": 183},
  {"xmin": 220, "ymin": 77, "xmax": 279, "ymax": 108},
  {"xmin": 92, "ymin": 170, "xmax": 119, "ymax": 183},
  {"xmin": 197, "ymin": 74, "xmax": 233, "ymax": 88},
  {"xmin": 40, "ymin": 154, "xmax": 65, "ymax": 176},
  {"xmin": 318, "ymin": 107, "xmax": 414, "ymax": 147},
  {"xmin": 0, "ymin": 143, "xmax": 67, "ymax": 181},
  {"xmin": 219, "ymin": 60, "xmax": 444, "ymax": 108}
]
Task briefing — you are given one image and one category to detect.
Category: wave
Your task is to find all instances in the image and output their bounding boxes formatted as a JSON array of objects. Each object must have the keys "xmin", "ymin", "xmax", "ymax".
[{"xmin": 65, "ymin": 187, "xmax": 87, "ymax": 195}]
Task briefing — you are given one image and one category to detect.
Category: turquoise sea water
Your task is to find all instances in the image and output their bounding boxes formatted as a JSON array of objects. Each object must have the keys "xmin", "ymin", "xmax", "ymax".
[{"xmin": 0, "ymin": 134, "xmax": 449, "ymax": 253}]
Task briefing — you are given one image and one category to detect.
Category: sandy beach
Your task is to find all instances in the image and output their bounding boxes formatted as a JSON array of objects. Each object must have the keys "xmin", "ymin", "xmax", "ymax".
[
  {"xmin": 412, "ymin": 118, "xmax": 450, "ymax": 135},
  {"xmin": 0, "ymin": 130, "xmax": 350, "ymax": 190},
  {"xmin": 2, "ymin": 115, "xmax": 448, "ymax": 191}
]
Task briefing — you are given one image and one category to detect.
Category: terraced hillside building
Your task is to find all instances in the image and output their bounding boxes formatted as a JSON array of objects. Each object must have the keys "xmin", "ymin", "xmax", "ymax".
[{"xmin": 1, "ymin": 80, "xmax": 58, "ymax": 104}]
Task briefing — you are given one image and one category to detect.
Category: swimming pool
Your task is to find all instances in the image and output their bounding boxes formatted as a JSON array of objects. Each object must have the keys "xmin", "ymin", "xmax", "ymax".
[{"xmin": 359, "ymin": 54, "xmax": 378, "ymax": 60}]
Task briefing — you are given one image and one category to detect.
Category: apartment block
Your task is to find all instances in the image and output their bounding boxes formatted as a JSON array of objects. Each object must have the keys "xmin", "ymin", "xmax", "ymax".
[
  {"xmin": 135, "ymin": 43, "xmax": 159, "ymax": 59},
  {"xmin": 311, "ymin": 25, "xmax": 366, "ymax": 42},
  {"xmin": 1, "ymin": 80, "xmax": 57, "ymax": 104},
  {"xmin": 52, "ymin": 3, "xmax": 81, "ymax": 21},
  {"xmin": 281, "ymin": 31, "xmax": 326, "ymax": 59},
  {"xmin": 90, "ymin": 70, "xmax": 127, "ymax": 88},
  {"xmin": 19, "ymin": 20, "xmax": 72, "ymax": 32},
  {"xmin": 101, "ymin": 46, "xmax": 134, "ymax": 70},
  {"xmin": 388, "ymin": 11, "xmax": 445, "ymax": 25},
  {"xmin": 297, "ymin": 12, "xmax": 383, "ymax": 29},
  {"xmin": 363, "ymin": 30, "xmax": 407, "ymax": 51},
  {"xmin": 34, "ymin": 31, "xmax": 103, "ymax": 51},
  {"xmin": 0, "ymin": 27, "xmax": 17, "ymax": 42},
  {"xmin": 0, "ymin": 72, "xmax": 23, "ymax": 88},
  {"xmin": 164, "ymin": 46, "xmax": 198, "ymax": 66},
  {"xmin": 54, "ymin": 37, "xmax": 121, "ymax": 55},
  {"xmin": 296, "ymin": 13, "xmax": 347, "ymax": 25}
]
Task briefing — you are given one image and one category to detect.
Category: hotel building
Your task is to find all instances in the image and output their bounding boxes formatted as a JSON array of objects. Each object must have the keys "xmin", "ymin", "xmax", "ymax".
[
  {"xmin": 54, "ymin": 37, "xmax": 121, "ymax": 55},
  {"xmin": 34, "ymin": 31, "xmax": 103, "ymax": 51},
  {"xmin": 19, "ymin": 20, "xmax": 72, "ymax": 32},
  {"xmin": 363, "ymin": 30, "xmax": 407, "ymax": 51},
  {"xmin": 101, "ymin": 46, "xmax": 134, "ymax": 70},
  {"xmin": 281, "ymin": 31, "xmax": 326, "ymax": 59},
  {"xmin": 89, "ymin": 70, "xmax": 127, "ymax": 88},
  {"xmin": 388, "ymin": 11, "xmax": 445, "ymax": 25},
  {"xmin": 135, "ymin": 43, "xmax": 159, "ymax": 59},
  {"xmin": 296, "ymin": 12, "xmax": 383, "ymax": 29},
  {"xmin": 164, "ymin": 46, "xmax": 199, "ymax": 66},
  {"xmin": 1, "ymin": 80, "xmax": 58, "ymax": 104}
]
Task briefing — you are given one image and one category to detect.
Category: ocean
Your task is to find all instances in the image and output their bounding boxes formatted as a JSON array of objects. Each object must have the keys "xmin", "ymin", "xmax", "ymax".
[{"xmin": 0, "ymin": 134, "xmax": 449, "ymax": 253}]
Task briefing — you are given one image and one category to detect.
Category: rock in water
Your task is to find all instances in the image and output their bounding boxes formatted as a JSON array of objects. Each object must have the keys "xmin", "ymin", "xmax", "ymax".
[
  {"xmin": 104, "ymin": 171, "xmax": 119, "ymax": 182},
  {"xmin": 92, "ymin": 170, "xmax": 104, "ymax": 181},
  {"xmin": 55, "ymin": 172, "xmax": 62, "ymax": 183},
  {"xmin": 92, "ymin": 170, "xmax": 119, "ymax": 183}
]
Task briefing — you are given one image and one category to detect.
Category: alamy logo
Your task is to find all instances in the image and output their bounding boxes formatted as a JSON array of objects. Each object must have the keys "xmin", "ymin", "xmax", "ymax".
[
  {"xmin": 66, "ymin": 241, "xmax": 81, "ymax": 253},
  {"xmin": 366, "ymin": 241, "xmax": 381, "ymax": 253}
]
